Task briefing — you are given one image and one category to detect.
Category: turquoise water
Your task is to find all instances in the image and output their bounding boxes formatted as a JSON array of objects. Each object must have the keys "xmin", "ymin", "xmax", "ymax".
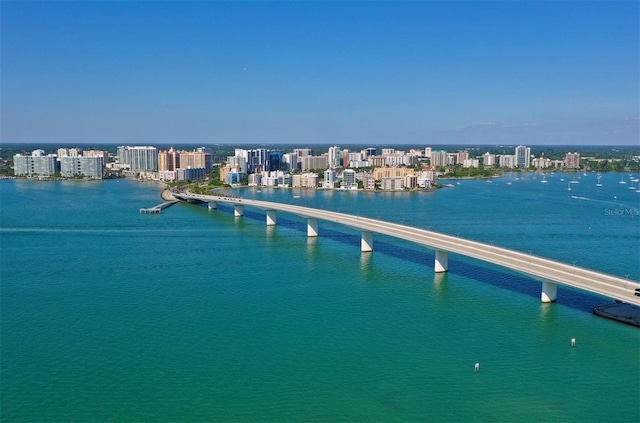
[{"xmin": 1, "ymin": 173, "xmax": 639, "ymax": 422}]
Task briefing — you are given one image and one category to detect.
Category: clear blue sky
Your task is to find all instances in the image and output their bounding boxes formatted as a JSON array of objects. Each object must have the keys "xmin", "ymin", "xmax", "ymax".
[{"xmin": 1, "ymin": 1, "xmax": 638, "ymax": 145}]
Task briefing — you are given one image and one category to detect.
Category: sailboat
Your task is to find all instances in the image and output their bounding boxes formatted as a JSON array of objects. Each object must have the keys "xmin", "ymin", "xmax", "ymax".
[
  {"xmin": 619, "ymin": 174, "xmax": 626, "ymax": 184},
  {"xmin": 570, "ymin": 173, "xmax": 579, "ymax": 184},
  {"xmin": 596, "ymin": 173, "xmax": 602, "ymax": 187}
]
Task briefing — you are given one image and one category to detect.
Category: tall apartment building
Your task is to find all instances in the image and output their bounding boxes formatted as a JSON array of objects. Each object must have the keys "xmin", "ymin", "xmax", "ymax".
[
  {"xmin": 323, "ymin": 169, "xmax": 337, "ymax": 188},
  {"xmin": 499, "ymin": 154, "xmax": 517, "ymax": 169},
  {"xmin": 300, "ymin": 155, "xmax": 328, "ymax": 171},
  {"xmin": 227, "ymin": 156, "xmax": 247, "ymax": 173},
  {"xmin": 430, "ymin": 150, "xmax": 448, "ymax": 167},
  {"xmin": 482, "ymin": 152, "xmax": 496, "ymax": 167},
  {"xmin": 457, "ymin": 151, "xmax": 470, "ymax": 164},
  {"xmin": 179, "ymin": 151, "xmax": 212, "ymax": 171},
  {"xmin": 13, "ymin": 151, "xmax": 60, "ymax": 177},
  {"xmin": 117, "ymin": 146, "xmax": 158, "ymax": 172},
  {"xmin": 60, "ymin": 156, "xmax": 104, "ymax": 178},
  {"xmin": 564, "ymin": 152, "xmax": 581, "ymax": 169},
  {"xmin": 341, "ymin": 169, "xmax": 357, "ymax": 189},
  {"xmin": 515, "ymin": 145, "xmax": 531, "ymax": 168},
  {"xmin": 328, "ymin": 146, "xmax": 341, "ymax": 168},
  {"xmin": 158, "ymin": 148, "xmax": 179, "ymax": 171}
]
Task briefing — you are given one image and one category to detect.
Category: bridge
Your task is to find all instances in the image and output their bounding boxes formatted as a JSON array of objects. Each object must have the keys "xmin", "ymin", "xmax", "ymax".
[{"xmin": 173, "ymin": 192, "xmax": 640, "ymax": 307}]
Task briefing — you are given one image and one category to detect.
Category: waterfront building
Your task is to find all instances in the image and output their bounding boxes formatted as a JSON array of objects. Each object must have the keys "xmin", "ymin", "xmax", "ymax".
[
  {"xmin": 380, "ymin": 177, "xmax": 404, "ymax": 190},
  {"xmin": 515, "ymin": 145, "xmax": 531, "ymax": 168},
  {"xmin": 424, "ymin": 147, "xmax": 432, "ymax": 158},
  {"xmin": 117, "ymin": 146, "xmax": 158, "ymax": 172},
  {"xmin": 499, "ymin": 154, "xmax": 517, "ymax": 169},
  {"xmin": 417, "ymin": 167, "xmax": 437, "ymax": 188},
  {"xmin": 13, "ymin": 152, "xmax": 60, "ymax": 177},
  {"xmin": 248, "ymin": 172, "xmax": 262, "ymax": 186},
  {"xmin": 60, "ymin": 156, "xmax": 104, "ymax": 178},
  {"xmin": 341, "ymin": 169, "xmax": 358, "ymax": 190},
  {"xmin": 430, "ymin": 150, "xmax": 448, "ymax": 167},
  {"xmin": 482, "ymin": 152, "xmax": 496, "ymax": 167},
  {"xmin": 360, "ymin": 172, "xmax": 376, "ymax": 190},
  {"xmin": 457, "ymin": 151, "xmax": 470, "ymax": 164},
  {"xmin": 404, "ymin": 174, "xmax": 418, "ymax": 189},
  {"xmin": 532, "ymin": 156, "xmax": 551, "ymax": 169},
  {"xmin": 364, "ymin": 147, "xmax": 376, "ymax": 157},
  {"xmin": 291, "ymin": 173, "xmax": 319, "ymax": 188},
  {"xmin": 462, "ymin": 158, "xmax": 480, "ymax": 168},
  {"xmin": 224, "ymin": 167, "xmax": 247, "ymax": 185},
  {"xmin": 278, "ymin": 173, "xmax": 292, "ymax": 188},
  {"xmin": 158, "ymin": 170, "xmax": 177, "ymax": 182},
  {"xmin": 323, "ymin": 169, "xmax": 337, "ymax": 189},
  {"xmin": 158, "ymin": 148, "xmax": 179, "ymax": 171},
  {"xmin": 564, "ymin": 152, "xmax": 581, "ymax": 169},
  {"xmin": 373, "ymin": 166, "xmax": 414, "ymax": 181},
  {"xmin": 178, "ymin": 151, "xmax": 212, "ymax": 172}
]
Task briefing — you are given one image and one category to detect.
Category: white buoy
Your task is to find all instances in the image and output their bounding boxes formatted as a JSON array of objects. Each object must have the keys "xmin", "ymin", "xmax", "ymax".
[
  {"xmin": 474, "ymin": 362, "xmax": 480, "ymax": 372},
  {"xmin": 571, "ymin": 337, "xmax": 576, "ymax": 347}
]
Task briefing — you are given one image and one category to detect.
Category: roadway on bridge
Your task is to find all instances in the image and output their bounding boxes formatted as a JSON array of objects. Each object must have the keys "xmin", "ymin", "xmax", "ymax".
[{"xmin": 174, "ymin": 192, "xmax": 640, "ymax": 306}]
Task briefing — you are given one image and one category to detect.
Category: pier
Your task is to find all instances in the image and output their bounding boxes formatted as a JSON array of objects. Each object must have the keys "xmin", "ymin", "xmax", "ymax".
[{"xmin": 139, "ymin": 200, "xmax": 178, "ymax": 214}]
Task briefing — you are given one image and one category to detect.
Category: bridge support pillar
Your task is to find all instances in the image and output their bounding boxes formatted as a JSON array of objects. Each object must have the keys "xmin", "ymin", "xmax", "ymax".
[
  {"xmin": 234, "ymin": 205, "xmax": 244, "ymax": 217},
  {"xmin": 434, "ymin": 250, "xmax": 449, "ymax": 273},
  {"xmin": 541, "ymin": 281, "xmax": 558, "ymax": 303},
  {"xmin": 208, "ymin": 201, "xmax": 217, "ymax": 210},
  {"xmin": 266, "ymin": 210, "xmax": 277, "ymax": 226},
  {"xmin": 361, "ymin": 230, "xmax": 373, "ymax": 252},
  {"xmin": 307, "ymin": 218, "xmax": 318, "ymax": 237}
]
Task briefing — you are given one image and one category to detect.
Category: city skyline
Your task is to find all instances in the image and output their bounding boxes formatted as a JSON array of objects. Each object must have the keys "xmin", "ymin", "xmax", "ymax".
[{"xmin": 1, "ymin": 1, "xmax": 638, "ymax": 146}]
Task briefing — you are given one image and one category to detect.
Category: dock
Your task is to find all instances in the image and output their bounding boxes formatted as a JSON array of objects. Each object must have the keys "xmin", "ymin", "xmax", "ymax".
[{"xmin": 140, "ymin": 200, "xmax": 178, "ymax": 214}]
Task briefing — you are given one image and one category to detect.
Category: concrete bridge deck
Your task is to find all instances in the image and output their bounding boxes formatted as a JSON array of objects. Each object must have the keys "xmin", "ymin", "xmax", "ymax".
[{"xmin": 173, "ymin": 192, "xmax": 640, "ymax": 307}]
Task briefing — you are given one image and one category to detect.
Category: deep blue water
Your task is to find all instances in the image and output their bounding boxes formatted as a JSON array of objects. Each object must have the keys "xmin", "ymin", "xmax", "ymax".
[{"xmin": 1, "ymin": 173, "xmax": 638, "ymax": 422}]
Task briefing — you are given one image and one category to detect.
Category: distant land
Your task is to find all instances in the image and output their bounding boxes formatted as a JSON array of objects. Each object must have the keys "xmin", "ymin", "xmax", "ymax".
[{"xmin": 1, "ymin": 142, "xmax": 639, "ymax": 160}]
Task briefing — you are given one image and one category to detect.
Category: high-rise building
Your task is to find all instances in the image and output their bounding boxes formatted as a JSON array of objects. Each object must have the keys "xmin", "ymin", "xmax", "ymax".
[
  {"xmin": 117, "ymin": 146, "xmax": 158, "ymax": 172},
  {"xmin": 328, "ymin": 146, "xmax": 341, "ymax": 168},
  {"xmin": 564, "ymin": 152, "xmax": 580, "ymax": 169},
  {"xmin": 430, "ymin": 150, "xmax": 448, "ymax": 167},
  {"xmin": 323, "ymin": 169, "xmax": 337, "ymax": 188},
  {"xmin": 515, "ymin": 145, "xmax": 531, "ymax": 168},
  {"xmin": 13, "ymin": 152, "xmax": 60, "ymax": 177},
  {"xmin": 482, "ymin": 152, "xmax": 496, "ymax": 167},
  {"xmin": 342, "ymin": 169, "xmax": 357, "ymax": 189},
  {"xmin": 499, "ymin": 154, "xmax": 517, "ymax": 169}
]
